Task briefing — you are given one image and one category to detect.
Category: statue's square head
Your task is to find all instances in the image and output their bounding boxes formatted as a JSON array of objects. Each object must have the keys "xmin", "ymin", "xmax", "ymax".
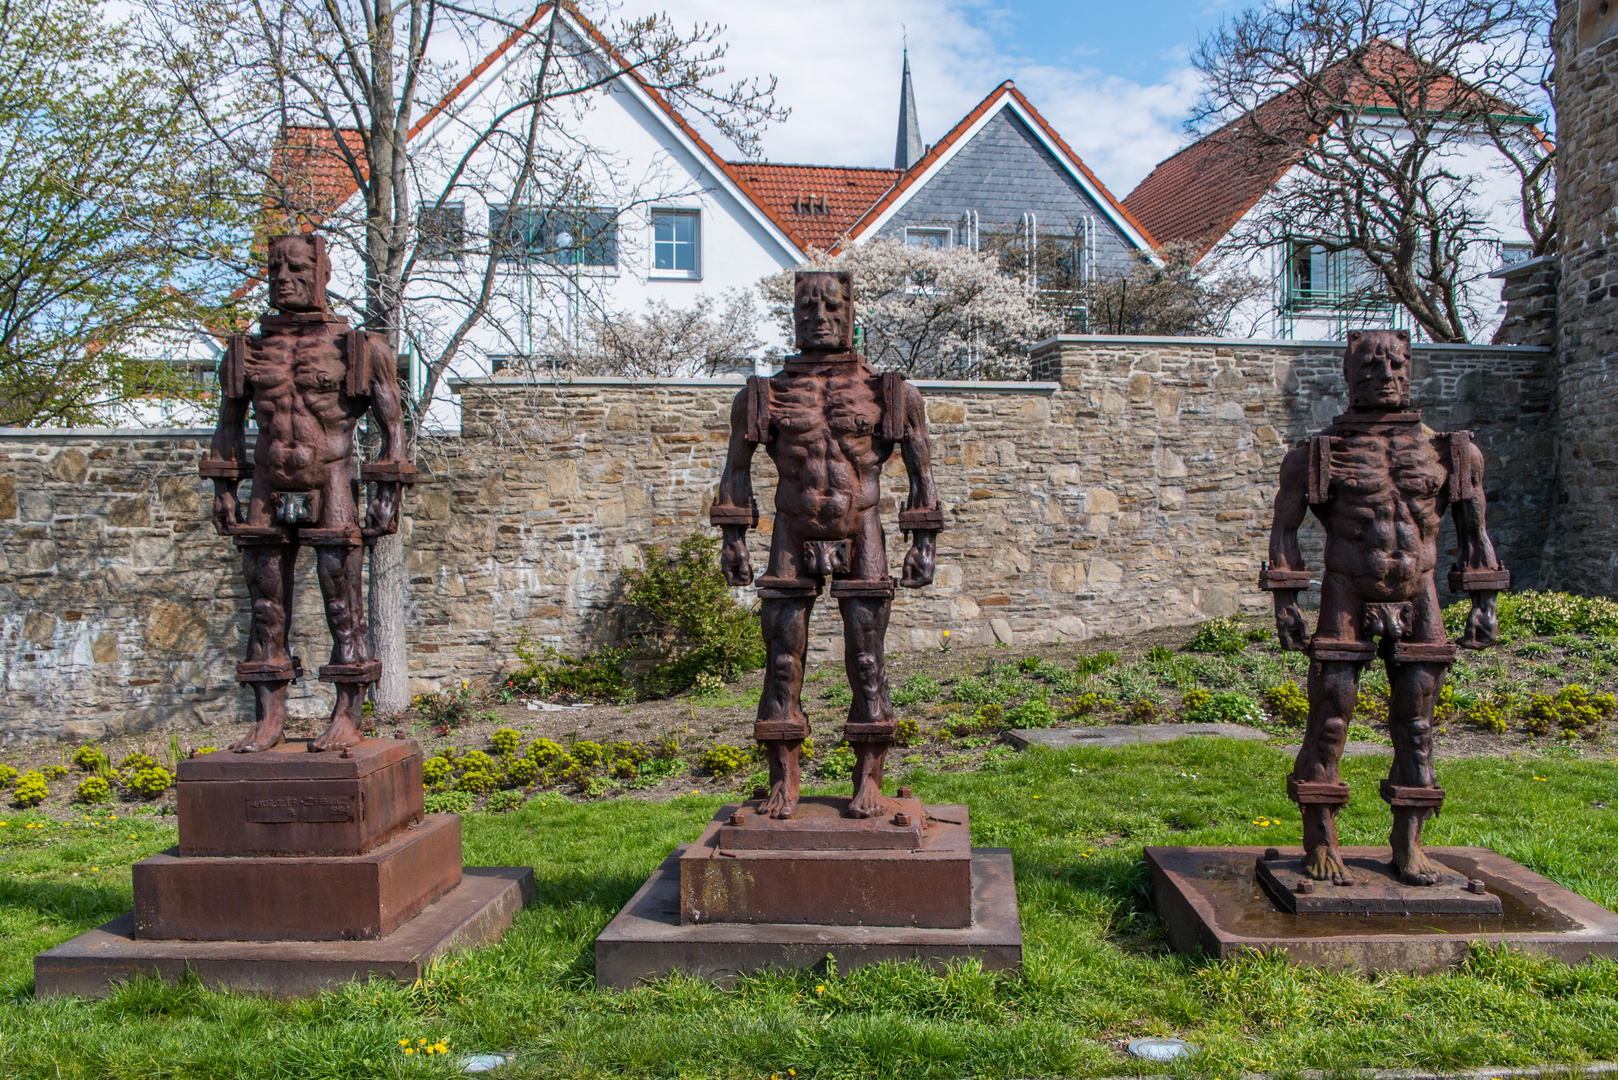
[
  {"xmin": 267, "ymin": 233, "xmax": 331, "ymax": 313},
  {"xmin": 1344, "ymin": 328, "xmax": 1413, "ymax": 410},
  {"xmin": 794, "ymin": 271, "xmax": 854, "ymax": 353}
]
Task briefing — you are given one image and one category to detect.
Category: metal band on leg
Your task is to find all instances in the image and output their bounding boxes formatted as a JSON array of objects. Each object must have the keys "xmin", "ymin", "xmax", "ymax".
[
  {"xmin": 829, "ymin": 578, "xmax": 896, "ymax": 598},
  {"xmin": 755, "ymin": 720, "xmax": 808, "ymax": 741},
  {"xmin": 1380, "ymin": 780, "xmax": 1445, "ymax": 812},
  {"xmin": 318, "ymin": 659, "xmax": 382, "ymax": 685},
  {"xmin": 1287, "ymin": 777, "xmax": 1350, "ymax": 807},
  {"xmin": 844, "ymin": 723, "xmax": 896, "ymax": 742},
  {"xmin": 238, "ymin": 658, "xmax": 302, "ymax": 683}
]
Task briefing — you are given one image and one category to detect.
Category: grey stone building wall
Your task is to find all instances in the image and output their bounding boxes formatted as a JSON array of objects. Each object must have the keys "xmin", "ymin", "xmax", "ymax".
[
  {"xmin": 870, "ymin": 109, "xmax": 1144, "ymax": 277},
  {"xmin": 0, "ymin": 337, "xmax": 1553, "ymax": 744},
  {"xmin": 1547, "ymin": 0, "xmax": 1618, "ymax": 596}
]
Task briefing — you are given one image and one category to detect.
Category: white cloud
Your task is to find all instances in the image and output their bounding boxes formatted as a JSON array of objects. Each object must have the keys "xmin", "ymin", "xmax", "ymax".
[{"xmin": 653, "ymin": 0, "xmax": 1199, "ymax": 195}]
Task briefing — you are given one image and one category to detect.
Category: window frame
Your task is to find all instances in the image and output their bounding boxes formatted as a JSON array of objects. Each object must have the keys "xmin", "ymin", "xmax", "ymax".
[
  {"xmin": 904, "ymin": 226, "xmax": 953, "ymax": 249},
  {"xmin": 489, "ymin": 204, "xmax": 619, "ymax": 273},
  {"xmin": 416, "ymin": 202, "xmax": 466, "ymax": 262},
  {"xmin": 650, "ymin": 207, "xmax": 702, "ymax": 280}
]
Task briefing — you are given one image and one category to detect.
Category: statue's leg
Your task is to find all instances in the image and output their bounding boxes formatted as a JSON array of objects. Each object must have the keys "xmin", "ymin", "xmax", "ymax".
[
  {"xmin": 232, "ymin": 538, "xmax": 292, "ymax": 753},
  {"xmin": 311, "ymin": 538, "xmax": 371, "ymax": 752},
  {"xmin": 1292, "ymin": 657, "xmax": 1360, "ymax": 883},
  {"xmin": 842, "ymin": 595, "xmax": 895, "ymax": 819},
  {"xmin": 1384, "ymin": 657, "xmax": 1447, "ymax": 884},
  {"xmin": 755, "ymin": 594, "xmax": 813, "ymax": 819}
]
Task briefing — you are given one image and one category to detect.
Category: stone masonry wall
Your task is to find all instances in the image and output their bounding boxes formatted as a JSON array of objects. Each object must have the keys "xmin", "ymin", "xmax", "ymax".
[
  {"xmin": 0, "ymin": 336, "xmax": 1554, "ymax": 743},
  {"xmin": 1549, "ymin": 0, "xmax": 1618, "ymax": 596}
]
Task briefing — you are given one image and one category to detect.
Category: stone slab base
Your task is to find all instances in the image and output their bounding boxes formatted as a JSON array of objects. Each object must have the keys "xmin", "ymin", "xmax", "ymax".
[
  {"xmin": 680, "ymin": 801, "xmax": 972, "ymax": 927},
  {"xmin": 1146, "ymin": 846, "xmax": 1618, "ymax": 971},
  {"xmin": 596, "ymin": 846, "xmax": 1020, "ymax": 989},
  {"xmin": 1256, "ymin": 850, "xmax": 1503, "ymax": 915},
  {"xmin": 133, "ymin": 815, "xmax": 462, "ymax": 941},
  {"xmin": 34, "ymin": 867, "xmax": 533, "ymax": 999}
]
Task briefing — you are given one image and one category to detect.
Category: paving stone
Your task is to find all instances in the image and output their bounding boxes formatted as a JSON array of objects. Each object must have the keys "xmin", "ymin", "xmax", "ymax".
[{"xmin": 1006, "ymin": 723, "xmax": 1270, "ymax": 751}]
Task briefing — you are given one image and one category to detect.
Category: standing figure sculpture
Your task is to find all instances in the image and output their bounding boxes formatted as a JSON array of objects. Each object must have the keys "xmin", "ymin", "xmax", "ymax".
[
  {"xmin": 201, "ymin": 233, "xmax": 415, "ymax": 753},
  {"xmin": 1261, "ymin": 329, "xmax": 1509, "ymax": 885},
  {"xmin": 711, "ymin": 271, "xmax": 945, "ymax": 820}
]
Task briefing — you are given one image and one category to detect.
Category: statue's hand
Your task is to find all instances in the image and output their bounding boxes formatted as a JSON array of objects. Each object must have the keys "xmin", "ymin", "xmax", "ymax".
[
  {"xmin": 211, "ymin": 482, "xmax": 239, "ymax": 536},
  {"xmin": 1274, "ymin": 591, "xmax": 1309, "ymax": 652},
  {"xmin": 1458, "ymin": 590, "xmax": 1499, "ymax": 649},
  {"xmin": 720, "ymin": 528, "xmax": 753, "ymax": 587},
  {"xmin": 365, "ymin": 481, "xmax": 401, "ymax": 537},
  {"xmin": 901, "ymin": 530, "xmax": 937, "ymax": 588}
]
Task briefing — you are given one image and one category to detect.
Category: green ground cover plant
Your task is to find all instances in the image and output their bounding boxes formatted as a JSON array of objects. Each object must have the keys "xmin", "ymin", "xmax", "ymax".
[{"xmin": 2, "ymin": 740, "xmax": 1617, "ymax": 1078}]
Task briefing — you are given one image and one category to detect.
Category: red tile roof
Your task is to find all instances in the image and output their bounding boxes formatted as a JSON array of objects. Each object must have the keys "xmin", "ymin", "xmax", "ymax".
[
  {"xmin": 1124, "ymin": 40, "xmax": 1534, "ymax": 257},
  {"xmin": 841, "ymin": 82, "xmax": 1157, "ymax": 251},
  {"xmin": 727, "ymin": 163, "xmax": 901, "ymax": 251}
]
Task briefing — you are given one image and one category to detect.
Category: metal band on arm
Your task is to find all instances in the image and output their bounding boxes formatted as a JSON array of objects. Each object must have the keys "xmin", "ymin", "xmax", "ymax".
[
  {"xmin": 199, "ymin": 458, "xmax": 251, "ymax": 481},
  {"xmin": 709, "ymin": 501, "xmax": 758, "ymax": 528},
  {"xmin": 1259, "ymin": 563, "xmax": 1311, "ymax": 590},
  {"xmin": 360, "ymin": 461, "xmax": 418, "ymax": 484},
  {"xmin": 898, "ymin": 507, "xmax": 944, "ymax": 533},
  {"xmin": 1449, "ymin": 566, "xmax": 1510, "ymax": 592}
]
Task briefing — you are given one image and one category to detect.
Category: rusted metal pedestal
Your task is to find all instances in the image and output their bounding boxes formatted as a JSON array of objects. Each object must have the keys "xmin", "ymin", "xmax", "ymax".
[
  {"xmin": 35, "ymin": 740, "xmax": 532, "ymax": 998},
  {"xmin": 596, "ymin": 797, "xmax": 1021, "ymax": 988}
]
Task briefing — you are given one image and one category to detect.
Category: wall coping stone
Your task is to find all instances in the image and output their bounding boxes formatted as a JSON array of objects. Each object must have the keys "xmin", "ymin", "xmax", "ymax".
[
  {"xmin": 449, "ymin": 376, "xmax": 1059, "ymax": 395},
  {"xmin": 1030, "ymin": 334, "xmax": 1552, "ymax": 353},
  {"xmin": 1490, "ymin": 254, "xmax": 1559, "ymax": 279},
  {"xmin": 0, "ymin": 426, "xmax": 223, "ymax": 440}
]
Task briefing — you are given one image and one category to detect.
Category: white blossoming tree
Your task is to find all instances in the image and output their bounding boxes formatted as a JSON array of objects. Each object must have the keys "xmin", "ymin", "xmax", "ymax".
[{"xmin": 758, "ymin": 239, "xmax": 1056, "ymax": 380}]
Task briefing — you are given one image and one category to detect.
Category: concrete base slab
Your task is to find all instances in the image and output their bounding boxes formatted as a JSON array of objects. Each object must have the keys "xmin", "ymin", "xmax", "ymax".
[
  {"xmin": 34, "ymin": 866, "xmax": 533, "ymax": 999},
  {"xmin": 595, "ymin": 846, "xmax": 1021, "ymax": 989},
  {"xmin": 1146, "ymin": 846, "xmax": 1618, "ymax": 971},
  {"xmin": 1007, "ymin": 723, "xmax": 1268, "ymax": 751},
  {"xmin": 1273, "ymin": 740, "xmax": 1390, "ymax": 759}
]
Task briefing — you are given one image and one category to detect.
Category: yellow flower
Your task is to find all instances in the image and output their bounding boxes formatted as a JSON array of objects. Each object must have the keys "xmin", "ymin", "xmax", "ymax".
[
  {"xmin": 1032, "ymin": 795, "xmax": 1040, "ymax": 799},
  {"xmin": 129, "ymin": 835, "xmax": 137, "ymax": 840},
  {"xmin": 942, "ymin": 629, "xmax": 950, "ymax": 637},
  {"xmin": 789, "ymin": 1070, "xmax": 796, "ymax": 1076},
  {"xmin": 815, "ymin": 985, "xmax": 825, "ymax": 993},
  {"xmin": 399, "ymin": 1039, "xmax": 410, "ymax": 1046},
  {"xmin": 91, "ymin": 867, "xmax": 99, "ymax": 872},
  {"xmin": 403, "ymin": 1048, "xmax": 414, "ymax": 1055},
  {"xmin": 1533, "ymin": 775, "xmax": 1548, "ymax": 782},
  {"xmin": 419, "ymin": 1039, "xmax": 428, "ymax": 1045}
]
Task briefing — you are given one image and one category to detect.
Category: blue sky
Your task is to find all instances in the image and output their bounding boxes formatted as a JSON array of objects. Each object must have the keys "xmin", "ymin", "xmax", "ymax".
[{"xmin": 660, "ymin": 0, "xmax": 1230, "ymax": 194}]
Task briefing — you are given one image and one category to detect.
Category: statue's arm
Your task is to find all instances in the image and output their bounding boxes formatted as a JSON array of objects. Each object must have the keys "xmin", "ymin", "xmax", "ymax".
[
  {"xmin": 1262, "ymin": 444, "xmax": 1312, "ymax": 651},
  {"xmin": 201, "ymin": 351, "xmax": 250, "ymax": 535},
  {"xmin": 1448, "ymin": 436, "xmax": 1506, "ymax": 649},
  {"xmin": 898, "ymin": 382, "xmax": 941, "ymax": 588},
  {"xmin": 711, "ymin": 388, "xmax": 758, "ymax": 586},
  {"xmin": 361, "ymin": 335, "xmax": 415, "ymax": 538}
]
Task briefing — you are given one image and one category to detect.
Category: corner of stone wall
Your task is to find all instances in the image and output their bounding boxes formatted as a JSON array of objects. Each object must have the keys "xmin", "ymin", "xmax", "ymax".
[{"xmin": 1492, "ymin": 256, "xmax": 1559, "ymax": 347}]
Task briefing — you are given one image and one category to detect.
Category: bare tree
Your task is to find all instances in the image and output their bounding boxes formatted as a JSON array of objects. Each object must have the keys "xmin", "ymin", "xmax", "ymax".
[
  {"xmin": 529, "ymin": 290, "xmax": 762, "ymax": 378},
  {"xmin": 1191, "ymin": 0, "xmax": 1555, "ymax": 343},
  {"xmin": 1082, "ymin": 243, "xmax": 1270, "ymax": 336},
  {"xmin": 139, "ymin": 0, "xmax": 783, "ymax": 712}
]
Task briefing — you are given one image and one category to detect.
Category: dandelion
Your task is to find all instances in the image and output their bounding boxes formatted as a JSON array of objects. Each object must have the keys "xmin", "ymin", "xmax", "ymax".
[
  {"xmin": 399, "ymin": 1039, "xmax": 410, "ymax": 1047},
  {"xmin": 815, "ymin": 984, "xmax": 825, "ymax": 994},
  {"xmin": 419, "ymin": 1039, "xmax": 428, "ymax": 1045},
  {"xmin": 790, "ymin": 1071, "xmax": 796, "ymax": 1076},
  {"xmin": 91, "ymin": 867, "xmax": 99, "ymax": 872},
  {"xmin": 1533, "ymin": 775, "xmax": 1549, "ymax": 782},
  {"xmin": 403, "ymin": 1048, "xmax": 414, "ymax": 1056}
]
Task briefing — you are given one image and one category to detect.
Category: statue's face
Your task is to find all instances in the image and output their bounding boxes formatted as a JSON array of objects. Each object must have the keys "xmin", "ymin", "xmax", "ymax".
[
  {"xmin": 267, "ymin": 237, "xmax": 327, "ymax": 313},
  {"xmin": 1344, "ymin": 329, "xmax": 1413, "ymax": 409},
  {"xmin": 794, "ymin": 273, "xmax": 852, "ymax": 351}
]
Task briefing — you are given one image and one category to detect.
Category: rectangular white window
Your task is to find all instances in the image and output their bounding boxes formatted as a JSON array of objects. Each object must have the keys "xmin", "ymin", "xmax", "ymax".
[
  {"xmin": 652, "ymin": 209, "xmax": 700, "ymax": 277},
  {"xmin": 1499, "ymin": 241, "xmax": 1533, "ymax": 268},
  {"xmin": 905, "ymin": 226, "xmax": 951, "ymax": 248}
]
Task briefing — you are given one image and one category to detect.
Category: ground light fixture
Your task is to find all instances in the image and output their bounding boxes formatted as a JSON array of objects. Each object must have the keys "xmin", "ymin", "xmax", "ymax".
[{"xmin": 1127, "ymin": 1036, "xmax": 1197, "ymax": 1061}]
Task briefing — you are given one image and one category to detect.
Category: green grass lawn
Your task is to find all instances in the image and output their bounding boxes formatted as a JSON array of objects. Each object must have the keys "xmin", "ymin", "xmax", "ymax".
[{"xmin": 3, "ymin": 739, "xmax": 1618, "ymax": 1078}]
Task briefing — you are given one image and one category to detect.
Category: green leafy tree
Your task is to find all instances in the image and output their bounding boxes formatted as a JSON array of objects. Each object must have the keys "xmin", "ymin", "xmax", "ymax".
[
  {"xmin": 0, "ymin": 0, "xmax": 218, "ymax": 425},
  {"xmin": 621, "ymin": 533, "xmax": 765, "ymax": 697}
]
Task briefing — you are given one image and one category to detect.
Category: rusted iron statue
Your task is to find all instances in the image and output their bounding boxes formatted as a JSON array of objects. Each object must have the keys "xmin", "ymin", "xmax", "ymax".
[
  {"xmin": 711, "ymin": 271, "xmax": 944, "ymax": 820},
  {"xmin": 201, "ymin": 234, "xmax": 415, "ymax": 753},
  {"xmin": 1261, "ymin": 329, "xmax": 1509, "ymax": 885}
]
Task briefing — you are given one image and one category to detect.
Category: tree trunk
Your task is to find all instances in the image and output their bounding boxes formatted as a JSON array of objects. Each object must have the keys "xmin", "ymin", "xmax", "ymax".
[{"xmin": 368, "ymin": 530, "xmax": 410, "ymax": 714}]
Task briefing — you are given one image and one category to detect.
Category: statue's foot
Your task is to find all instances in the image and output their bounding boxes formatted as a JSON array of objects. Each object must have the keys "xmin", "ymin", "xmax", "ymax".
[
  {"xmin": 1390, "ymin": 808, "xmax": 1442, "ymax": 885},
  {"xmin": 310, "ymin": 714, "xmax": 364, "ymax": 752},
  {"xmin": 847, "ymin": 772, "xmax": 886, "ymax": 818},
  {"xmin": 230, "ymin": 720, "xmax": 285, "ymax": 753},
  {"xmin": 1301, "ymin": 842, "xmax": 1355, "ymax": 886},
  {"xmin": 759, "ymin": 776, "xmax": 798, "ymax": 819}
]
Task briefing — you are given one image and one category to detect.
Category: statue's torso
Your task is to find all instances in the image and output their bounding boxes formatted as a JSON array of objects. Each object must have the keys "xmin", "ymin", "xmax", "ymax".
[
  {"xmin": 765, "ymin": 362, "xmax": 892, "ymax": 536},
  {"xmin": 1316, "ymin": 424, "xmax": 1450, "ymax": 599},
  {"xmin": 245, "ymin": 322, "xmax": 357, "ymax": 489}
]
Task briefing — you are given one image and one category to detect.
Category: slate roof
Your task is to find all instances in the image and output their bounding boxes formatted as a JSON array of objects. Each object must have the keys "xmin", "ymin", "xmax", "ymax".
[{"xmin": 727, "ymin": 163, "xmax": 901, "ymax": 252}]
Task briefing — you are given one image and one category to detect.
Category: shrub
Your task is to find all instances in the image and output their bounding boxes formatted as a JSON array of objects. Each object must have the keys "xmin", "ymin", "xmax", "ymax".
[
  {"xmin": 72, "ymin": 745, "xmax": 107, "ymax": 772},
  {"xmin": 1522, "ymin": 694, "xmax": 1558, "ymax": 736},
  {"xmin": 120, "ymin": 752, "xmax": 157, "ymax": 772},
  {"xmin": 42, "ymin": 764, "xmax": 68, "ymax": 781},
  {"xmin": 0, "ymin": 764, "xmax": 16, "ymax": 788},
  {"xmin": 974, "ymin": 703, "xmax": 1006, "ymax": 731},
  {"xmin": 414, "ymin": 683, "xmax": 480, "ymax": 729},
  {"xmin": 1074, "ymin": 651, "xmax": 1121, "ymax": 676},
  {"xmin": 1181, "ymin": 690, "xmax": 1264, "ymax": 726},
  {"xmin": 569, "ymin": 741, "xmax": 605, "ymax": 770},
  {"xmin": 1006, "ymin": 693, "xmax": 1058, "ymax": 728},
  {"xmin": 817, "ymin": 744, "xmax": 857, "ymax": 781},
  {"xmin": 1126, "ymin": 698, "xmax": 1159, "ymax": 723},
  {"xmin": 895, "ymin": 718, "xmax": 920, "ymax": 746},
  {"xmin": 891, "ymin": 673, "xmax": 941, "ymax": 706},
  {"xmin": 486, "ymin": 790, "xmax": 526, "ymax": 813},
  {"xmin": 700, "ymin": 744, "xmax": 750, "ymax": 778},
  {"xmin": 126, "ymin": 766, "xmax": 172, "ymax": 800},
  {"xmin": 621, "ymin": 533, "xmax": 767, "ymax": 698},
  {"xmin": 509, "ymin": 631, "xmax": 630, "ymax": 703},
  {"xmin": 422, "ymin": 756, "xmax": 454, "ymax": 788},
  {"xmin": 458, "ymin": 750, "xmax": 497, "ymax": 775},
  {"xmin": 1355, "ymin": 691, "xmax": 1390, "ymax": 725},
  {"xmin": 526, "ymin": 738, "xmax": 567, "ymax": 769},
  {"xmin": 1246, "ymin": 626, "xmax": 1273, "ymax": 643},
  {"xmin": 425, "ymin": 791, "xmax": 474, "ymax": 814},
  {"xmin": 1444, "ymin": 590, "xmax": 1618, "ymax": 638},
  {"xmin": 490, "ymin": 728, "xmax": 522, "ymax": 757},
  {"xmin": 454, "ymin": 770, "xmax": 495, "ymax": 794},
  {"xmin": 1146, "ymin": 644, "xmax": 1175, "ymax": 662},
  {"xmin": 1467, "ymin": 700, "xmax": 1509, "ymax": 734},
  {"xmin": 75, "ymin": 775, "xmax": 111, "ymax": 804},
  {"xmin": 1063, "ymin": 692, "xmax": 1103, "ymax": 719},
  {"xmin": 503, "ymin": 757, "xmax": 539, "ymax": 788},
  {"xmin": 12, "ymin": 770, "xmax": 48, "ymax": 807},
  {"xmin": 1186, "ymin": 617, "xmax": 1247, "ymax": 654},
  {"xmin": 691, "ymin": 672, "xmax": 725, "ymax": 699},
  {"xmin": 1263, "ymin": 682, "xmax": 1310, "ymax": 727}
]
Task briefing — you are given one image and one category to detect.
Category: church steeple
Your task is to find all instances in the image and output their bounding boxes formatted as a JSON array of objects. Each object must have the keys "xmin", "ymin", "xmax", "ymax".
[{"xmin": 894, "ymin": 48, "xmax": 923, "ymax": 170}]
